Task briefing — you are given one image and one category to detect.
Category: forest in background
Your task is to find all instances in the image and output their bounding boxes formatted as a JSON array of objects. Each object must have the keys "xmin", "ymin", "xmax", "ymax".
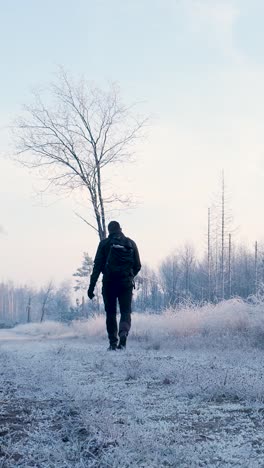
[
  {"xmin": 1, "ymin": 73, "xmax": 263, "ymax": 326},
  {"xmin": 1, "ymin": 237, "xmax": 263, "ymax": 326}
]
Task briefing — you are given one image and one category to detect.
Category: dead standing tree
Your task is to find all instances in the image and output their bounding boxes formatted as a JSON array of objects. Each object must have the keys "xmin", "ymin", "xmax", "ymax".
[
  {"xmin": 14, "ymin": 71, "xmax": 146, "ymax": 240},
  {"xmin": 209, "ymin": 171, "xmax": 234, "ymax": 301}
]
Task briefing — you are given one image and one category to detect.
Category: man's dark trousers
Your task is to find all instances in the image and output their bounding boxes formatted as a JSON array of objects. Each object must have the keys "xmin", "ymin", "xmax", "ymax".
[{"xmin": 102, "ymin": 282, "xmax": 133, "ymax": 346}]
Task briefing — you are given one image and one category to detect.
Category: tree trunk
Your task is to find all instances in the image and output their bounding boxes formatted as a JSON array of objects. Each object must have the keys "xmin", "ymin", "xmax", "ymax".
[
  {"xmin": 228, "ymin": 234, "xmax": 232, "ymax": 299},
  {"xmin": 221, "ymin": 171, "xmax": 225, "ymax": 300},
  {"xmin": 255, "ymin": 241, "xmax": 258, "ymax": 295},
  {"xmin": 26, "ymin": 297, "xmax": 31, "ymax": 323},
  {"xmin": 208, "ymin": 207, "xmax": 211, "ymax": 301}
]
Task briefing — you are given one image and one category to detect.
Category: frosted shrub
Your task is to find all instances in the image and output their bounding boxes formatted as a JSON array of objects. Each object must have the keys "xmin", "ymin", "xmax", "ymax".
[{"xmin": 9, "ymin": 297, "xmax": 264, "ymax": 352}]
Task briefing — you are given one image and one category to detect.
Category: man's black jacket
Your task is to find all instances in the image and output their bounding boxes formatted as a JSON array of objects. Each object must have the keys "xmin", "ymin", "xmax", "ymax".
[{"xmin": 89, "ymin": 232, "xmax": 141, "ymax": 289}]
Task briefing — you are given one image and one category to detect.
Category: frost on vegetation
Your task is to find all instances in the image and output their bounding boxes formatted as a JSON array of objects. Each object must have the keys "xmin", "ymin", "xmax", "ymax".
[
  {"xmin": 3, "ymin": 298, "xmax": 264, "ymax": 354},
  {"xmin": 2, "ymin": 299, "xmax": 264, "ymax": 466},
  {"xmin": 6, "ymin": 298, "xmax": 263, "ymax": 343}
]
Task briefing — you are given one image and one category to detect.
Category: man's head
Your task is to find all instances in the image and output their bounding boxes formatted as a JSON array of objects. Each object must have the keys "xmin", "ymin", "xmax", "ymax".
[{"xmin": 108, "ymin": 221, "xmax": 122, "ymax": 234}]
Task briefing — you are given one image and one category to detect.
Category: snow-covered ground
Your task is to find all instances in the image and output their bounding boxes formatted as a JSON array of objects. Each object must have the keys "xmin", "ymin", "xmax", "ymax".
[{"xmin": 1, "ymin": 299, "xmax": 264, "ymax": 467}]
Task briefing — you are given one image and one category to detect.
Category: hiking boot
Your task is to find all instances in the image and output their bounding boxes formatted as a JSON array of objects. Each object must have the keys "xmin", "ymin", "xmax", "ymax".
[
  {"xmin": 107, "ymin": 344, "xmax": 117, "ymax": 351},
  {"xmin": 117, "ymin": 335, "xmax": 127, "ymax": 350}
]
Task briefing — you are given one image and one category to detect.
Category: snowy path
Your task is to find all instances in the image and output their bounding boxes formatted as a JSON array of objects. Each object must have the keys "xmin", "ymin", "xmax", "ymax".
[{"xmin": 1, "ymin": 323, "xmax": 264, "ymax": 467}]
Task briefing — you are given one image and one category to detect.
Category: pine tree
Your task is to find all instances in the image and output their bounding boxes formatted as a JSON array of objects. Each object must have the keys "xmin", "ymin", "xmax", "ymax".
[{"xmin": 73, "ymin": 253, "xmax": 93, "ymax": 291}]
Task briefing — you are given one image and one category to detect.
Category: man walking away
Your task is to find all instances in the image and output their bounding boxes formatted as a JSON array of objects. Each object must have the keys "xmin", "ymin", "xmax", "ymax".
[{"xmin": 87, "ymin": 221, "xmax": 141, "ymax": 350}]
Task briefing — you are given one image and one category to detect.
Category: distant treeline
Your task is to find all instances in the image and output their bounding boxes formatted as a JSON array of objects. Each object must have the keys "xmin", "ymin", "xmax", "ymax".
[
  {"xmin": 0, "ymin": 282, "xmax": 73, "ymax": 326},
  {"xmin": 133, "ymin": 241, "xmax": 264, "ymax": 311},
  {"xmin": 1, "ymin": 240, "xmax": 263, "ymax": 325}
]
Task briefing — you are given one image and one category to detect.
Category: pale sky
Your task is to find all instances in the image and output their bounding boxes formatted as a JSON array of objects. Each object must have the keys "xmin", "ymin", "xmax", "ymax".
[{"xmin": 1, "ymin": 0, "xmax": 264, "ymax": 287}]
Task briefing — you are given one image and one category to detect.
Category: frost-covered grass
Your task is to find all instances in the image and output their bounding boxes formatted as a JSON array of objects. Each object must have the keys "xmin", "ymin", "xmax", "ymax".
[
  {"xmin": 5, "ymin": 297, "xmax": 264, "ymax": 351},
  {"xmin": 1, "ymin": 299, "xmax": 264, "ymax": 467}
]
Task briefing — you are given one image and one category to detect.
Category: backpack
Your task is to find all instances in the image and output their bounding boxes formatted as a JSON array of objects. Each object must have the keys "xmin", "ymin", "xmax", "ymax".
[{"xmin": 105, "ymin": 236, "xmax": 134, "ymax": 279}]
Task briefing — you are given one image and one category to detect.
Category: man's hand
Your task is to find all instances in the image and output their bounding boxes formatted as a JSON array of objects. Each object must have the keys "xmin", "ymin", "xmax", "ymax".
[{"xmin": 87, "ymin": 286, "xmax": 95, "ymax": 300}]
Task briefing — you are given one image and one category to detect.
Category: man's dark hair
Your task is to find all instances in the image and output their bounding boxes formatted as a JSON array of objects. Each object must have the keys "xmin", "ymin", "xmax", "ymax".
[{"xmin": 108, "ymin": 221, "xmax": 121, "ymax": 234}]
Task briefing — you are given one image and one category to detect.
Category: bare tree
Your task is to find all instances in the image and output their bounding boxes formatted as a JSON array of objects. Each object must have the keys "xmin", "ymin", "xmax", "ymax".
[
  {"xmin": 207, "ymin": 207, "xmax": 212, "ymax": 301},
  {"xmin": 160, "ymin": 254, "xmax": 181, "ymax": 307},
  {"xmin": 135, "ymin": 265, "xmax": 161, "ymax": 311},
  {"xmin": 180, "ymin": 244, "xmax": 195, "ymax": 297},
  {"xmin": 14, "ymin": 70, "xmax": 146, "ymax": 240},
  {"xmin": 255, "ymin": 240, "xmax": 258, "ymax": 295},
  {"xmin": 228, "ymin": 233, "xmax": 232, "ymax": 299},
  {"xmin": 26, "ymin": 296, "xmax": 32, "ymax": 323},
  {"xmin": 220, "ymin": 170, "xmax": 226, "ymax": 300},
  {"xmin": 209, "ymin": 171, "xmax": 233, "ymax": 301},
  {"xmin": 40, "ymin": 282, "xmax": 53, "ymax": 322}
]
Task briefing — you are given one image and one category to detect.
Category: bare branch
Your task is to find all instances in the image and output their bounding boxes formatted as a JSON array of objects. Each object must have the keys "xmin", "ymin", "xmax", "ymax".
[
  {"xmin": 13, "ymin": 69, "xmax": 147, "ymax": 240},
  {"xmin": 74, "ymin": 212, "xmax": 98, "ymax": 234}
]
